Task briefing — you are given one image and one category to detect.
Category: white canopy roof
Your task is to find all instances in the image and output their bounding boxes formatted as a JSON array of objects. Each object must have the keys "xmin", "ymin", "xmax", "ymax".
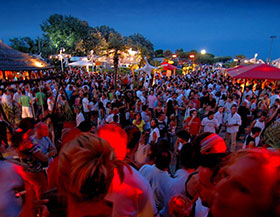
[{"xmin": 69, "ymin": 60, "xmax": 93, "ymax": 67}]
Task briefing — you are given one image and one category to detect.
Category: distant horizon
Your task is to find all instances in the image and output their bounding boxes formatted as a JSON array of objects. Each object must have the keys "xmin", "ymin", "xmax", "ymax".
[{"xmin": 1, "ymin": 0, "xmax": 280, "ymax": 60}]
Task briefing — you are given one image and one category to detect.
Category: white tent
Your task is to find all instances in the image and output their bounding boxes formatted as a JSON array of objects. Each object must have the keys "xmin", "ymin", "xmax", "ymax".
[
  {"xmin": 68, "ymin": 60, "xmax": 93, "ymax": 67},
  {"xmin": 135, "ymin": 57, "xmax": 158, "ymax": 88},
  {"xmin": 272, "ymin": 58, "xmax": 280, "ymax": 69}
]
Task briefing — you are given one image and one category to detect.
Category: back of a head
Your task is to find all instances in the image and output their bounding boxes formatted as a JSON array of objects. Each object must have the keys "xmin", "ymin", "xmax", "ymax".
[
  {"xmin": 180, "ymin": 143, "xmax": 199, "ymax": 169},
  {"xmin": 193, "ymin": 132, "xmax": 227, "ymax": 154},
  {"xmin": 97, "ymin": 124, "xmax": 128, "ymax": 160},
  {"xmin": 176, "ymin": 130, "xmax": 190, "ymax": 143},
  {"xmin": 58, "ymin": 133, "xmax": 126, "ymax": 201},
  {"xmin": 124, "ymin": 125, "xmax": 141, "ymax": 151},
  {"xmin": 155, "ymin": 149, "xmax": 171, "ymax": 171}
]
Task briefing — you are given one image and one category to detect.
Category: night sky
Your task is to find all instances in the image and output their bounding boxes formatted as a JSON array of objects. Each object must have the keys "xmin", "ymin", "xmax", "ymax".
[{"xmin": 1, "ymin": 0, "xmax": 280, "ymax": 59}]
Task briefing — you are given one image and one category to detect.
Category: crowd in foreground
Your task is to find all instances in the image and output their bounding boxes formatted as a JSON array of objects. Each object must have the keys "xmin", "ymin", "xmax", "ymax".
[{"xmin": 0, "ymin": 65, "xmax": 280, "ymax": 217}]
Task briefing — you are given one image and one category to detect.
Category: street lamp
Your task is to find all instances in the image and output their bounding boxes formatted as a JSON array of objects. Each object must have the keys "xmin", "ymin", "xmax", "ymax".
[
  {"xmin": 59, "ymin": 48, "xmax": 65, "ymax": 72},
  {"xmin": 268, "ymin": 35, "xmax": 276, "ymax": 64},
  {"xmin": 200, "ymin": 49, "xmax": 206, "ymax": 55}
]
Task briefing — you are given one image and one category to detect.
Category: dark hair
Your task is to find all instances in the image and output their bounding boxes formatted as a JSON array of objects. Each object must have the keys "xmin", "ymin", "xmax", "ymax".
[
  {"xmin": 155, "ymin": 149, "xmax": 171, "ymax": 170},
  {"xmin": 180, "ymin": 143, "xmax": 197, "ymax": 169},
  {"xmin": 176, "ymin": 130, "xmax": 190, "ymax": 142},
  {"xmin": 124, "ymin": 125, "xmax": 141, "ymax": 150},
  {"xmin": 142, "ymin": 104, "xmax": 148, "ymax": 111},
  {"xmin": 207, "ymin": 111, "xmax": 215, "ymax": 117},
  {"xmin": 113, "ymin": 114, "xmax": 119, "ymax": 122},
  {"xmin": 78, "ymin": 120, "xmax": 92, "ymax": 132},
  {"xmin": 196, "ymin": 150, "xmax": 230, "ymax": 186}
]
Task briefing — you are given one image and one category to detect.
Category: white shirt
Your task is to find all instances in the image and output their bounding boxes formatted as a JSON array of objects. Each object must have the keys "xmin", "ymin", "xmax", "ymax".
[
  {"xmin": 13, "ymin": 92, "xmax": 22, "ymax": 104},
  {"xmin": 1, "ymin": 93, "xmax": 11, "ymax": 106},
  {"xmin": 147, "ymin": 95, "xmax": 157, "ymax": 109},
  {"xmin": 136, "ymin": 90, "xmax": 142, "ymax": 98},
  {"xmin": 140, "ymin": 95, "xmax": 147, "ymax": 105},
  {"xmin": 105, "ymin": 166, "xmax": 157, "ymax": 217},
  {"xmin": 47, "ymin": 98, "xmax": 54, "ymax": 112},
  {"xmin": 139, "ymin": 164, "xmax": 172, "ymax": 214},
  {"xmin": 76, "ymin": 112, "xmax": 85, "ymax": 127},
  {"xmin": 270, "ymin": 94, "xmax": 280, "ymax": 106},
  {"xmin": 82, "ymin": 97, "xmax": 90, "ymax": 113},
  {"xmin": 168, "ymin": 169, "xmax": 191, "ymax": 198},
  {"xmin": 226, "ymin": 112, "xmax": 242, "ymax": 133},
  {"xmin": 149, "ymin": 127, "xmax": 160, "ymax": 144},
  {"xmin": 201, "ymin": 117, "xmax": 218, "ymax": 133},
  {"xmin": 214, "ymin": 111, "xmax": 223, "ymax": 126}
]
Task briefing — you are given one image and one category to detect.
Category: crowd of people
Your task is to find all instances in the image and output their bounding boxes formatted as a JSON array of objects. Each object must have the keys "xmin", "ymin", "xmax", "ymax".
[{"xmin": 0, "ymin": 65, "xmax": 280, "ymax": 217}]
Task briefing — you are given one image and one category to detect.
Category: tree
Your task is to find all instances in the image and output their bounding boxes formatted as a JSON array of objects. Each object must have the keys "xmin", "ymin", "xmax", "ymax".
[
  {"xmin": 214, "ymin": 56, "xmax": 232, "ymax": 63},
  {"xmin": 41, "ymin": 14, "xmax": 95, "ymax": 55},
  {"xmin": 94, "ymin": 29, "xmax": 126, "ymax": 88},
  {"xmin": 235, "ymin": 54, "xmax": 246, "ymax": 65},
  {"xmin": 108, "ymin": 33, "xmax": 126, "ymax": 89},
  {"xmin": 125, "ymin": 33, "xmax": 154, "ymax": 58},
  {"xmin": 9, "ymin": 37, "xmax": 38, "ymax": 54},
  {"xmin": 154, "ymin": 49, "xmax": 164, "ymax": 58},
  {"xmin": 163, "ymin": 49, "xmax": 172, "ymax": 58}
]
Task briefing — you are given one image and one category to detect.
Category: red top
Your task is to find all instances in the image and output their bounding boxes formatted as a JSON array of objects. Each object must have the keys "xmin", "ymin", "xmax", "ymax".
[{"xmin": 185, "ymin": 117, "xmax": 201, "ymax": 136}]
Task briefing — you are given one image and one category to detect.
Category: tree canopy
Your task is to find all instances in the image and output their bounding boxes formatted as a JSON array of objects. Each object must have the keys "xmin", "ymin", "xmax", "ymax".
[{"xmin": 8, "ymin": 13, "xmax": 232, "ymax": 65}]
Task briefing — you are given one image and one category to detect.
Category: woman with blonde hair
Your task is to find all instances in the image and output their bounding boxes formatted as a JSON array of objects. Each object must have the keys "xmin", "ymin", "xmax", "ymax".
[{"xmin": 57, "ymin": 133, "xmax": 128, "ymax": 217}]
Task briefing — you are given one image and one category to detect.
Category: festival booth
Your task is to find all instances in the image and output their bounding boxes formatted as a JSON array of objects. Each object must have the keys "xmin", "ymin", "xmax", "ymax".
[
  {"xmin": 160, "ymin": 62, "xmax": 177, "ymax": 77},
  {"xmin": 226, "ymin": 65, "xmax": 246, "ymax": 72},
  {"xmin": 227, "ymin": 64, "xmax": 280, "ymax": 80},
  {"xmin": 0, "ymin": 40, "xmax": 51, "ymax": 81},
  {"xmin": 228, "ymin": 64, "xmax": 280, "ymax": 90},
  {"xmin": 68, "ymin": 58, "xmax": 94, "ymax": 72}
]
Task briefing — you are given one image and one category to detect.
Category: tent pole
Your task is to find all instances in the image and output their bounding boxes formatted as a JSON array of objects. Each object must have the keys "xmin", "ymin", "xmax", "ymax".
[{"xmin": 38, "ymin": 83, "xmax": 45, "ymax": 116}]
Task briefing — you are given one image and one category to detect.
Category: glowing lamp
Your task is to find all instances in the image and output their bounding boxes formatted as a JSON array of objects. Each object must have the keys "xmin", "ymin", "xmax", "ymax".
[
  {"xmin": 189, "ymin": 54, "xmax": 195, "ymax": 59},
  {"xmin": 200, "ymin": 49, "xmax": 206, "ymax": 55}
]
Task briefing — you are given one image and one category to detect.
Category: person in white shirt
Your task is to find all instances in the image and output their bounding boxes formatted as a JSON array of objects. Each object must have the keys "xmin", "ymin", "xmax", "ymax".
[
  {"xmin": 58, "ymin": 132, "xmax": 157, "ymax": 217},
  {"xmin": 149, "ymin": 119, "xmax": 160, "ymax": 144},
  {"xmin": 139, "ymin": 149, "xmax": 172, "ymax": 215},
  {"xmin": 136, "ymin": 88, "xmax": 143, "ymax": 99},
  {"xmin": 96, "ymin": 124, "xmax": 158, "ymax": 216},
  {"xmin": 47, "ymin": 92, "xmax": 54, "ymax": 113},
  {"xmin": 166, "ymin": 142, "xmax": 195, "ymax": 217},
  {"xmin": 13, "ymin": 88, "xmax": 22, "ymax": 105},
  {"xmin": 106, "ymin": 107, "xmax": 119, "ymax": 124},
  {"xmin": 140, "ymin": 94, "xmax": 147, "ymax": 105},
  {"xmin": 270, "ymin": 89, "xmax": 280, "ymax": 107},
  {"xmin": 74, "ymin": 107, "xmax": 85, "ymax": 127},
  {"xmin": 1, "ymin": 89, "xmax": 12, "ymax": 107},
  {"xmin": 214, "ymin": 106, "xmax": 224, "ymax": 133},
  {"xmin": 225, "ymin": 105, "xmax": 242, "ymax": 152},
  {"xmin": 147, "ymin": 91, "xmax": 157, "ymax": 114},
  {"xmin": 201, "ymin": 111, "xmax": 218, "ymax": 134},
  {"xmin": 82, "ymin": 93, "xmax": 91, "ymax": 118}
]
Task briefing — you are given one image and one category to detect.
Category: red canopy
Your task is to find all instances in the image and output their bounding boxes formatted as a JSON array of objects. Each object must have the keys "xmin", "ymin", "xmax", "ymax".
[
  {"xmin": 227, "ymin": 64, "xmax": 280, "ymax": 80},
  {"xmin": 226, "ymin": 65, "xmax": 245, "ymax": 72},
  {"xmin": 161, "ymin": 62, "xmax": 177, "ymax": 70}
]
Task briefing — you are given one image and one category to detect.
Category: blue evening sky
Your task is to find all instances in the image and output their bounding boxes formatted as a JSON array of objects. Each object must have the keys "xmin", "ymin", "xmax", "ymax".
[{"xmin": 1, "ymin": 0, "xmax": 280, "ymax": 59}]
